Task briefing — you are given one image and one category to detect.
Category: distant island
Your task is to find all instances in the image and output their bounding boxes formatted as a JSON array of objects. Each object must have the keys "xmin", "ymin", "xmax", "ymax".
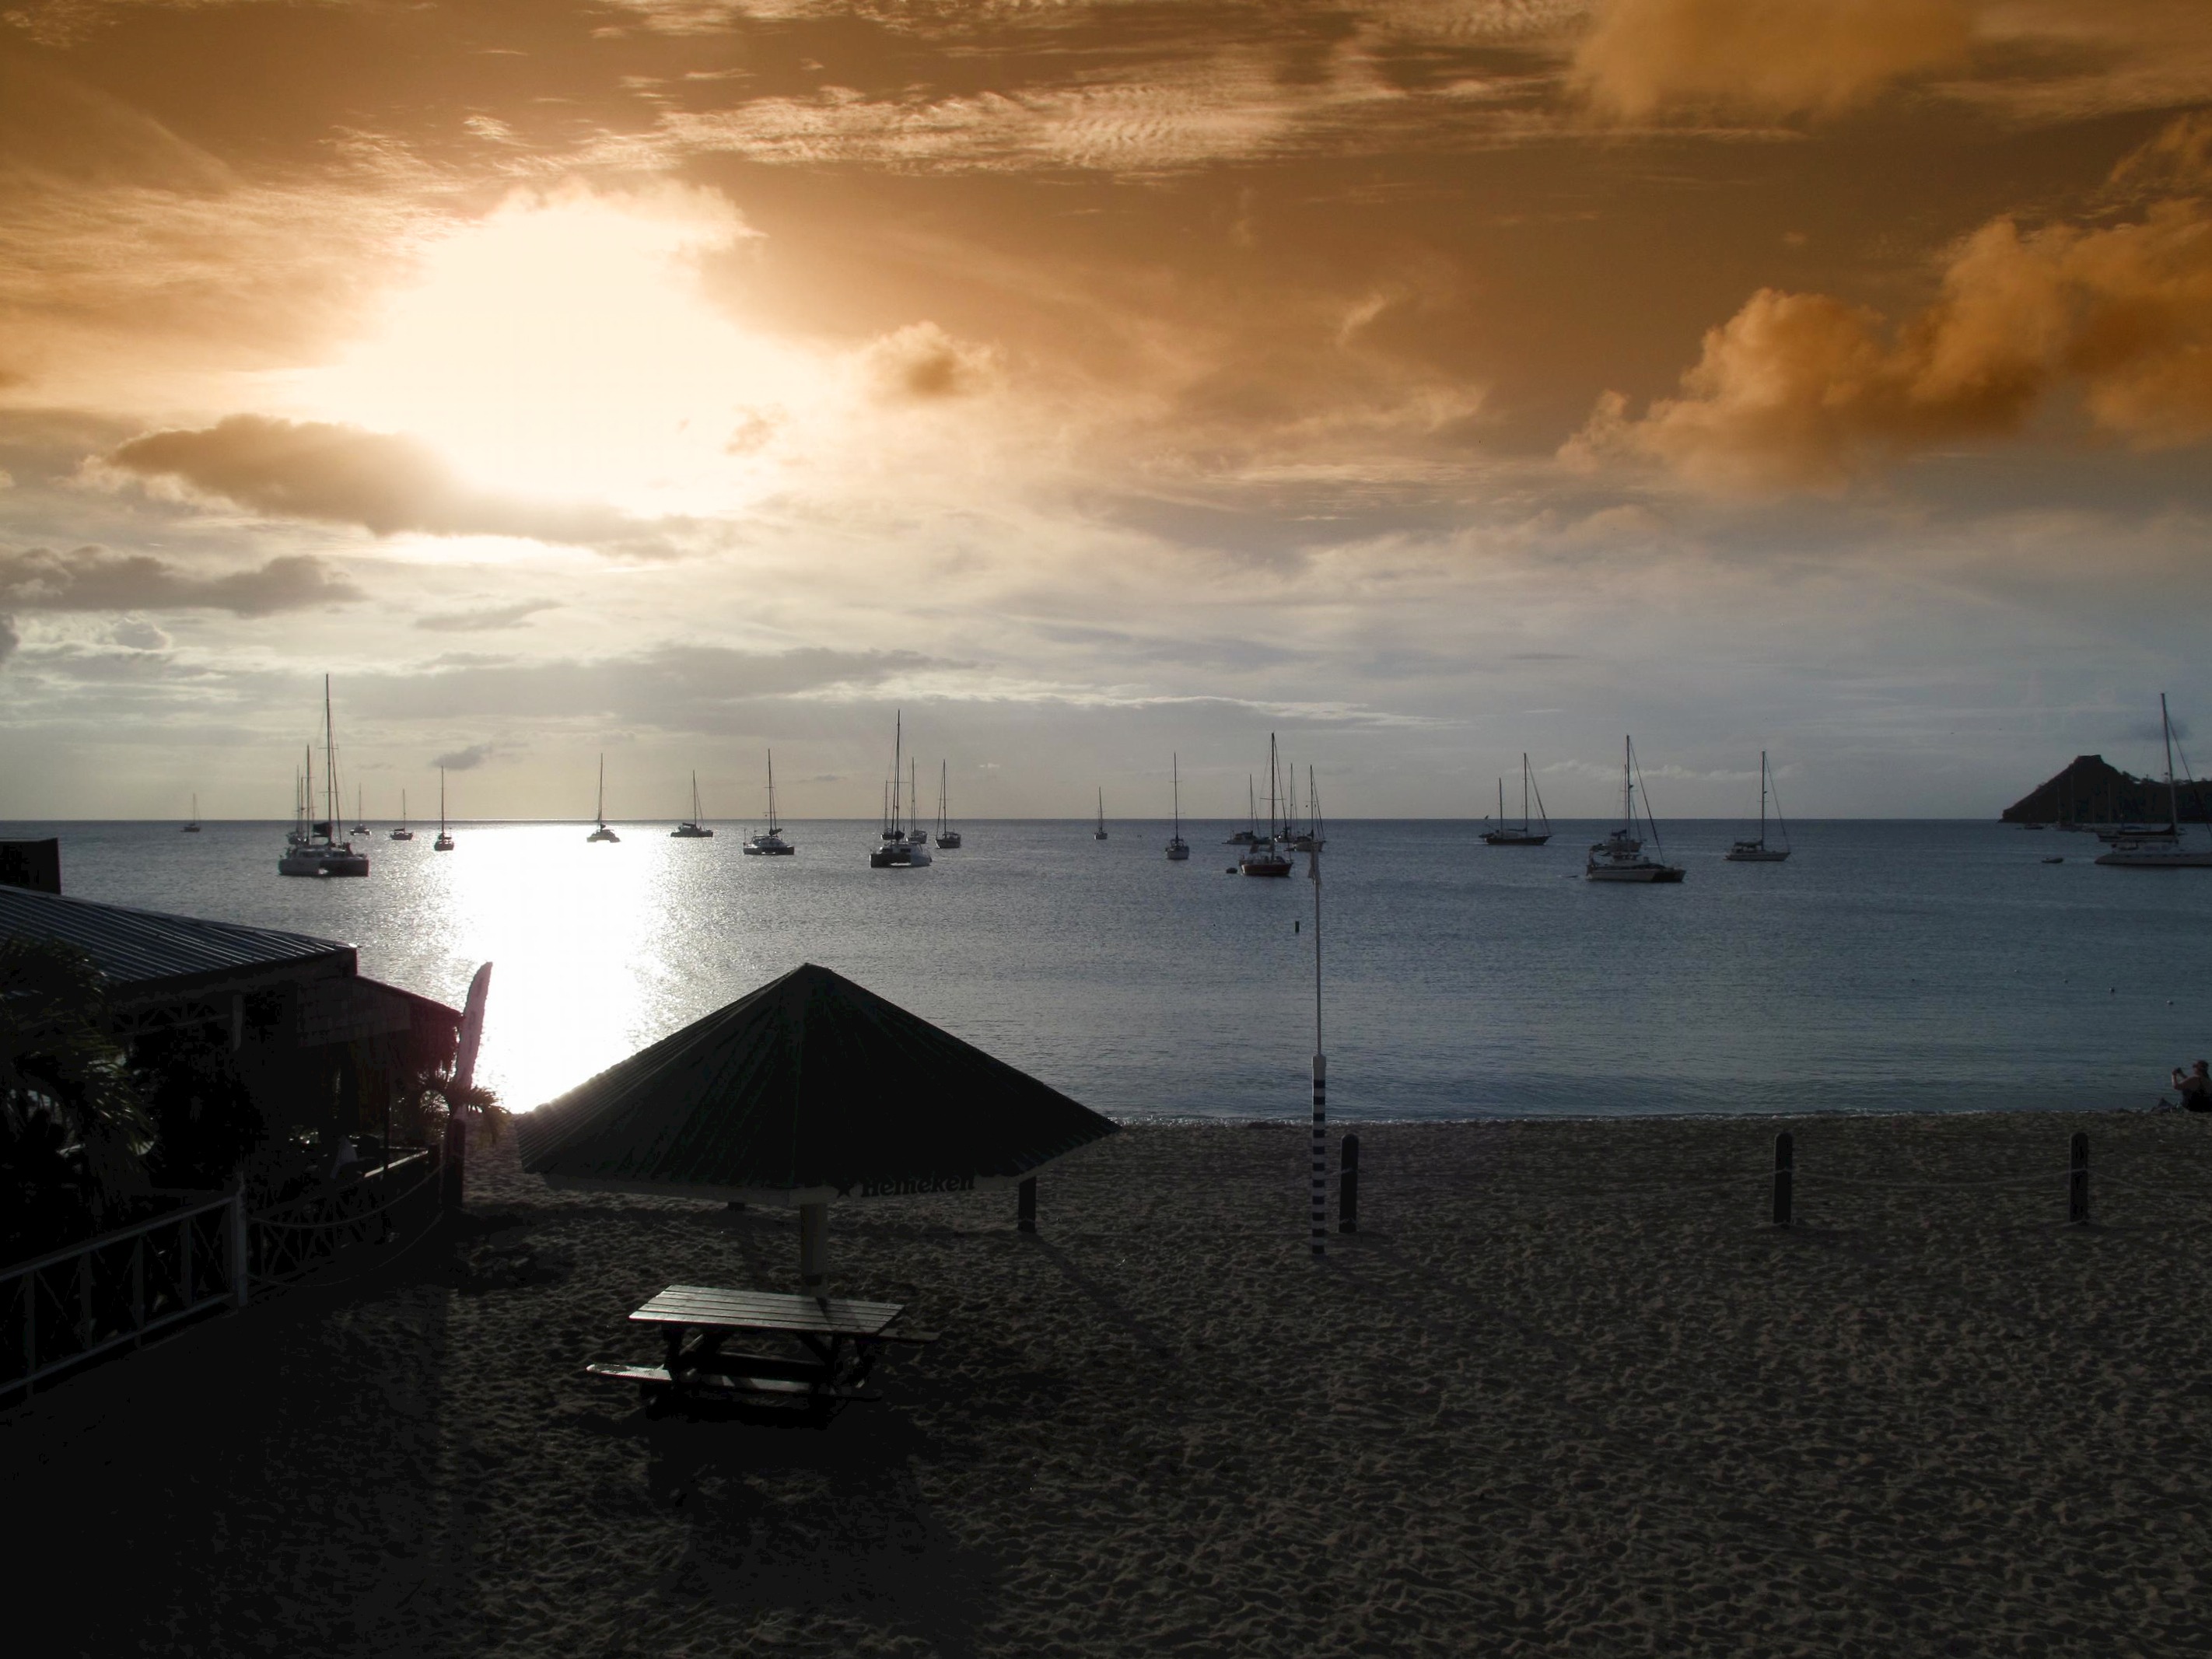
[{"xmin": 2002, "ymin": 754, "xmax": 2211, "ymax": 824}]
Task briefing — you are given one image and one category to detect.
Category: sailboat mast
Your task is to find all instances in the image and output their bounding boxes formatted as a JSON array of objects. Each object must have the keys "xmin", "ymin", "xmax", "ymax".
[
  {"xmin": 323, "ymin": 677, "xmax": 334, "ymax": 845},
  {"xmin": 1173, "ymin": 753, "xmax": 1181, "ymax": 836},
  {"xmin": 1760, "ymin": 751, "xmax": 1769, "ymax": 838},
  {"xmin": 892, "ymin": 712, "xmax": 903, "ymax": 832},
  {"xmin": 911, "ymin": 758, "xmax": 919, "ymax": 838},
  {"xmin": 1522, "ymin": 754, "xmax": 1530, "ymax": 827},
  {"xmin": 1269, "ymin": 733, "xmax": 1279, "ymax": 839},
  {"xmin": 1497, "ymin": 776, "xmax": 1506, "ymax": 824},
  {"xmin": 766, "ymin": 749, "xmax": 778, "ymax": 834},
  {"xmin": 1622, "ymin": 736, "xmax": 1633, "ymax": 830},
  {"xmin": 2165, "ymin": 692, "xmax": 2179, "ymax": 830}
]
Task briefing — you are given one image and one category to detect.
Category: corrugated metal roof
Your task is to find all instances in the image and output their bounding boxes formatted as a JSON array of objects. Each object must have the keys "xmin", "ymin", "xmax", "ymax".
[
  {"xmin": 518, "ymin": 963, "xmax": 1117, "ymax": 1201},
  {"xmin": 0, "ymin": 884, "xmax": 355, "ymax": 998}
]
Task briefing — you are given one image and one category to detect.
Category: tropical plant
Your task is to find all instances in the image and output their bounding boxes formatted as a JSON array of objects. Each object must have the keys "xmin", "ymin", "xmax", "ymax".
[
  {"xmin": 0, "ymin": 936, "xmax": 154, "ymax": 1209},
  {"xmin": 393, "ymin": 1064, "xmax": 508, "ymax": 1147}
]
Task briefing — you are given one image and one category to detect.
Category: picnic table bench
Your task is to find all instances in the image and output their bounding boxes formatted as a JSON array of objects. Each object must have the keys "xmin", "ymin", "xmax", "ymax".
[{"xmin": 588, "ymin": 1284, "xmax": 936, "ymax": 1416}]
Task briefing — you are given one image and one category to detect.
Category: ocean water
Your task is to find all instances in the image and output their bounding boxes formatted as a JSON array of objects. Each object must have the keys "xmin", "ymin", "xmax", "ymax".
[{"xmin": 8, "ymin": 818, "xmax": 2207, "ymax": 1122}]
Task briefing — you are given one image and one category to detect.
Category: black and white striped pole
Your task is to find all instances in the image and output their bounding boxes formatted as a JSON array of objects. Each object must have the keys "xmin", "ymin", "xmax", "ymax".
[{"xmin": 1300, "ymin": 773, "xmax": 1326, "ymax": 1259}]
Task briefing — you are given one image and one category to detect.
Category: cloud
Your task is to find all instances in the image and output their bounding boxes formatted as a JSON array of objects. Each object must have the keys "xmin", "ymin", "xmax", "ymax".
[
  {"xmin": 433, "ymin": 743, "xmax": 503, "ymax": 772},
  {"xmin": 415, "ymin": 600, "xmax": 558, "ymax": 633},
  {"xmin": 863, "ymin": 321, "xmax": 1000, "ymax": 402},
  {"xmin": 1567, "ymin": 155, "xmax": 2212, "ymax": 490},
  {"xmin": 109, "ymin": 618, "xmax": 169, "ymax": 651},
  {"xmin": 0, "ymin": 613, "xmax": 16, "ymax": 665},
  {"xmin": 0, "ymin": 544, "xmax": 363, "ymax": 615},
  {"xmin": 103, "ymin": 416, "xmax": 649, "ymax": 546},
  {"xmin": 1572, "ymin": 0, "xmax": 1974, "ymax": 121}
]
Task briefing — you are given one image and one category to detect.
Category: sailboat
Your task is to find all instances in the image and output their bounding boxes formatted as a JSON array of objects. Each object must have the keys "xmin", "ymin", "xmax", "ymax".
[
  {"xmin": 672, "ymin": 771, "xmax": 715, "ymax": 838},
  {"xmin": 2097, "ymin": 695, "xmax": 2212, "ymax": 867},
  {"xmin": 870, "ymin": 713, "xmax": 931, "ymax": 866},
  {"xmin": 1724, "ymin": 751, "xmax": 1792, "ymax": 862},
  {"xmin": 743, "ymin": 751, "xmax": 795, "ymax": 855},
  {"xmin": 1238, "ymin": 737, "xmax": 1293, "ymax": 877},
  {"xmin": 1586, "ymin": 737, "xmax": 1684, "ymax": 883},
  {"xmin": 351, "ymin": 785, "xmax": 369, "ymax": 838},
  {"xmin": 1482, "ymin": 754, "xmax": 1552, "ymax": 846},
  {"xmin": 1166, "ymin": 754, "xmax": 1190, "ymax": 861},
  {"xmin": 433, "ymin": 769, "xmax": 455, "ymax": 851},
  {"xmin": 1094, "ymin": 788, "xmax": 1109, "ymax": 841},
  {"xmin": 390, "ymin": 789, "xmax": 415, "ymax": 841},
  {"xmin": 181, "ymin": 793, "xmax": 201, "ymax": 833},
  {"xmin": 1227, "ymin": 776, "xmax": 1263, "ymax": 845},
  {"xmin": 935, "ymin": 761, "xmax": 961, "ymax": 849},
  {"xmin": 587, "ymin": 754, "xmax": 620, "ymax": 842},
  {"xmin": 278, "ymin": 677, "xmax": 369, "ymax": 877}
]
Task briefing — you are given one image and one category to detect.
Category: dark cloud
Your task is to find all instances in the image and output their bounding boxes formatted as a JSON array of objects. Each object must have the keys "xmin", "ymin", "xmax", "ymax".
[
  {"xmin": 0, "ymin": 544, "xmax": 362, "ymax": 616},
  {"xmin": 433, "ymin": 743, "xmax": 502, "ymax": 772},
  {"xmin": 863, "ymin": 322, "xmax": 998, "ymax": 402},
  {"xmin": 0, "ymin": 614, "xmax": 16, "ymax": 665},
  {"xmin": 415, "ymin": 601, "xmax": 559, "ymax": 633},
  {"xmin": 107, "ymin": 417, "xmax": 651, "ymax": 547}
]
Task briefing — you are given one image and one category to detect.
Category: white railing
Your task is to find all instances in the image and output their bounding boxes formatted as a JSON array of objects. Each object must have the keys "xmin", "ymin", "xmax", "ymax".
[
  {"xmin": 2, "ymin": 1143, "xmax": 446, "ymax": 1402},
  {"xmin": 1, "ymin": 1190, "xmax": 246, "ymax": 1399}
]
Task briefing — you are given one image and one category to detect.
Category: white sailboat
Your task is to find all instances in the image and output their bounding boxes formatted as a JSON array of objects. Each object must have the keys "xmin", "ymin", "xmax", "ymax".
[
  {"xmin": 1724, "ymin": 751, "xmax": 1792, "ymax": 862},
  {"xmin": 871, "ymin": 713, "xmax": 931, "ymax": 866},
  {"xmin": 672, "ymin": 771, "xmax": 715, "ymax": 838},
  {"xmin": 1166, "ymin": 754, "xmax": 1190, "ymax": 860},
  {"xmin": 278, "ymin": 677, "xmax": 369, "ymax": 877},
  {"xmin": 1482, "ymin": 754, "xmax": 1552, "ymax": 846},
  {"xmin": 587, "ymin": 754, "xmax": 620, "ymax": 842},
  {"xmin": 1239, "ymin": 736, "xmax": 1293, "ymax": 876},
  {"xmin": 433, "ymin": 769, "xmax": 455, "ymax": 851},
  {"xmin": 935, "ymin": 761, "xmax": 961, "ymax": 849},
  {"xmin": 2097, "ymin": 695, "xmax": 2212, "ymax": 867},
  {"xmin": 1586, "ymin": 737, "xmax": 1683, "ymax": 883},
  {"xmin": 743, "ymin": 751, "xmax": 795, "ymax": 855},
  {"xmin": 390, "ymin": 789, "xmax": 415, "ymax": 842}
]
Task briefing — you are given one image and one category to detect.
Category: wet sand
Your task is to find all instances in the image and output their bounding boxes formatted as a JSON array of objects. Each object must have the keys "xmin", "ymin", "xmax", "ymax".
[{"xmin": 6, "ymin": 1111, "xmax": 2212, "ymax": 1657}]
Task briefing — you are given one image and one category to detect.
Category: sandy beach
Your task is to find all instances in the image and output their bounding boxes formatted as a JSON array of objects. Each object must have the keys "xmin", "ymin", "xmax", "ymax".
[{"xmin": 7, "ymin": 1111, "xmax": 2212, "ymax": 1657}]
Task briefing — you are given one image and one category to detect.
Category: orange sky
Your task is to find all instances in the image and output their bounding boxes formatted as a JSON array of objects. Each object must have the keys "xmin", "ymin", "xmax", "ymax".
[{"xmin": 3, "ymin": 0, "xmax": 2211, "ymax": 819}]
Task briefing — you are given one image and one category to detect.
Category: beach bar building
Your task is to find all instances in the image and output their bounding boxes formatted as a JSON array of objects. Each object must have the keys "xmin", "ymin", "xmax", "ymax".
[
  {"xmin": 518, "ymin": 963, "xmax": 1117, "ymax": 1290},
  {"xmin": 0, "ymin": 882, "xmax": 461, "ymax": 1150}
]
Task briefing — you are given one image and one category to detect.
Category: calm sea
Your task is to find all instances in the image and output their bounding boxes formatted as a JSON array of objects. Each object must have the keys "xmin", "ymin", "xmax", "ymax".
[{"xmin": 7, "ymin": 818, "xmax": 2205, "ymax": 1122}]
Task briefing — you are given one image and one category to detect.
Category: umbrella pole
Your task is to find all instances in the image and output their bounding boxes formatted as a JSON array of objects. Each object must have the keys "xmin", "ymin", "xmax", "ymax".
[{"xmin": 799, "ymin": 1202, "xmax": 829, "ymax": 1297}]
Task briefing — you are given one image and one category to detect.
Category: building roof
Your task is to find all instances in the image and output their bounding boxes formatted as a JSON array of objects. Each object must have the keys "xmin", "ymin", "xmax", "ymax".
[
  {"xmin": 517, "ymin": 962, "xmax": 1118, "ymax": 1205},
  {"xmin": 0, "ymin": 884, "xmax": 356, "ymax": 1005}
]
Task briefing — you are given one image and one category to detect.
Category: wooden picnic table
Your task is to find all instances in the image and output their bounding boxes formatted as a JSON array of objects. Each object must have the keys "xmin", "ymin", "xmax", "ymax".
[{"xmin": 587, "ymin": 1283, "xmax": 935, "ymax": 1416}]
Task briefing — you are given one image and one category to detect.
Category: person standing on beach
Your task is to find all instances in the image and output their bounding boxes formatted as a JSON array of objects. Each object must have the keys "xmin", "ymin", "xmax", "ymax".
[{"xmin": 2172, "ymin": 1061, "xmax": 2211, "ymax": 1112}]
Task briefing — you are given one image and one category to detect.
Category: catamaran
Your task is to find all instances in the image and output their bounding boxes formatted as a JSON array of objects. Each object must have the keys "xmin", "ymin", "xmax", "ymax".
[
  {"xmin": 871, "ymin": 713, "xmax": 932, "ymax": 866},
  {"xmin": 278, "ymin": 677, "xmax": 369, "ymax": 877},
  {"xmin": 587, "ymin": 754, "xmax": 620, "ymax": 842},
  {"xmin": 935, "ymin": 761, "xmax": 961, "ymax": 849},
  {"xmin": 743, "ymin": 751, "xmax": 794, "ymax": 855},
  {"xmin": 672, "ymin": 771, "xmax": 714, "ymax": 838},
  {"xmin": 1724, "ymin": 751, "xmax": 1792, "ymax": 862},
  {"xmin": 1166, "ymin": 754, "xmax": 1190, "ymax": 861},
  {"xmin": 433, "ymin": 768, "xmax": 455, "ymax": 851},
  {"xmin": 2097, "ymin": 695, "xmax": 2212, "ymax": 868},
  {"xmin": 1482, "ymin": 754, "xmax": 1552, "ymax": 846},
  {"xmin": 1586, "ymin": 736, "xmax": 1683, "ymax": 883},
  {"xmin": 390, "ymin": 789, "xmax": 415, "ymax": 841}
]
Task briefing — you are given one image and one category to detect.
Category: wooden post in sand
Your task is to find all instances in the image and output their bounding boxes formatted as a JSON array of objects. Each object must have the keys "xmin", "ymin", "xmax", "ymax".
[
  {"xmin": 1339, "ymin": 1133, "xmax": 1360, "ymax": 1234},
  {"xmin": 2069, "ymin": 1132, "xmax": 2090, "ymax": 1225},
  {"xmin": 800, "ymin": 1201, "xmax": 829, "ymax": 1295},
  {"xmin": 1018, "ymin": 1177, "xmax": 1037, "ymax": 1234},
  {"xmin": 1772, "ymin": 1132, "xmax": 1794, "ymax": 1227}
]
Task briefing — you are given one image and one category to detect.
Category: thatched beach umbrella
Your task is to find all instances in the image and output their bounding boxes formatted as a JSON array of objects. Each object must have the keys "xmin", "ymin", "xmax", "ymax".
[{"xmin": 515, "ymin": 963, "xmax": 1117, "ymax": 1291}]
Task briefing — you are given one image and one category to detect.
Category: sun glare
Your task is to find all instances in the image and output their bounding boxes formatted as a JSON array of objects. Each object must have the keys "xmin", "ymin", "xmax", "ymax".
[{"xmin": 292, "ymin": 186, "xmax": 822, "ymax": 513}]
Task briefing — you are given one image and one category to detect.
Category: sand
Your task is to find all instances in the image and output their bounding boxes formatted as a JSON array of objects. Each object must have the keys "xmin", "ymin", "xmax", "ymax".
[{"xmin": 6, "ymin": 1111, "xmax": 2212, "ymax": 1657}]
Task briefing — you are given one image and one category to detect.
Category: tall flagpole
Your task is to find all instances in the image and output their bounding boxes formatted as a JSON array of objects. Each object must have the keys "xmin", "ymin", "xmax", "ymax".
[{"xmin": 1300, "ymin": 768, "xmax": 1325, "ymax": 1258}]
